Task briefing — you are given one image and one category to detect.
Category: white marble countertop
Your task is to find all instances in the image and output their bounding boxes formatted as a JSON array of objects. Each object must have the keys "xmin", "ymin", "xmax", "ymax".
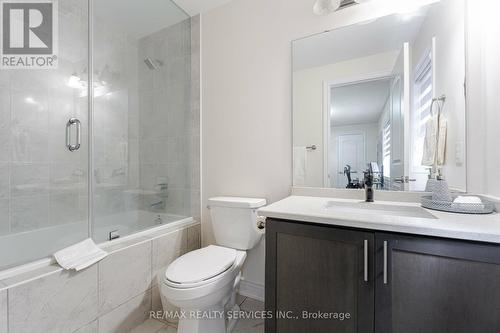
[{"xmin": 258, "ymin": 196, "xmax": 500, "ymax": 244}]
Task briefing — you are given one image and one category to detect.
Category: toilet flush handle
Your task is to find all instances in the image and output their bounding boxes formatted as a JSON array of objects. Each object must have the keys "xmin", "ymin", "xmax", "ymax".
[{"xmin": 256, "ymin": 216, "xmax": 266, "ymax": 230}]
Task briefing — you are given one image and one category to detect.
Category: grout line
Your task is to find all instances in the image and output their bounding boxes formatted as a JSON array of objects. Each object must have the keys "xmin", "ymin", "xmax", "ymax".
[
  {"xmin": 238, "ymin": 296, "xmax": 247, "ymax": 307},
  {"xmin": 98, "ymin": 287, "xmax": 151, "ymax": 318}
]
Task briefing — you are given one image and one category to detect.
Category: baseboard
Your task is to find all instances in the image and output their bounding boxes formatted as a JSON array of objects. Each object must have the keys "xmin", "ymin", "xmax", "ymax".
[{"xmin": 238, "ymin": 279, "xmax": 264, "ymax": 302}]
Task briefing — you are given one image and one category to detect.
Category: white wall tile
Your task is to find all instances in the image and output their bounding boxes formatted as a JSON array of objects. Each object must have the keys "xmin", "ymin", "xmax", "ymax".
[
  {"xmin": 152, "ymin": 228, "xmax": 187, "ymax": 285},
  {"xmin": 98, "ymin": 290, "xmax": 152, "ymax": 333},
  {"xmin": 8, "ymin": 267, "xmax": 98, "ymax": 333},
  {"xmin": 0, "ymin": 98, "xmax": 8, "ymax": 159},
  {"xmin": 190, "ymin": 190, "xmax": 201, "ymax": 222},
  {"xmin": 0, "ymin": 199, "xmax": 9, "ymax": 236},
  {"xmin": 11, "ymin": 92, "xmax": 49, "ymax": 132},
  {"xmin": 10, "ymin": 163, "xmax": 49, "ymax": 197},
  {"xmin": 129, "ymin": 319, "xmax": 165, "ymax": 333},
  {"xmin": 49, "ymin": 193, "xmax": 87, "ymax": 226},
  {"xmin": 0, "ymin": 129, "xmax": 9, "ymax": 163},
  {"xmin": 151, "ymin": 284, "xmax": 162, "ymax": 312},
  {"xmin": 49, "ymin": 163, "xmax": 87, "ymax": 196},
  {"xmin": 136, "ymin": 17, "xmax": 198, "ymax": 222},
  {"xmin": 99, "ymin": 241, "xmax": 152, "ymax": 315},
  {"xmin": 0, "ymin": 289, "xmax": 7, "ymax": 333},
  {"xmin": 10, "ymin": 126, "xmax": 49, "ymax": 163},
  {"xmin": 10, "ymin": 194, "xmax": 49, "ymax": 232},
  {"xmin": 156, "ymin": 325, "xmax": 177, "ymax": 333},
  {"xmin": 187, "ymin": 224, "xmax": 201, "ymax": 252},
  {"xmin": 0, "ymin": 163, "xmax": 9, "ymax": 199}
]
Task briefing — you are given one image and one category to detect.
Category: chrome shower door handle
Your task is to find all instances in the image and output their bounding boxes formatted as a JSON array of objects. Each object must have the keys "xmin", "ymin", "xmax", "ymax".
[{"xmin": 66, "ymin": 118, "xmax": 81, "ymax": 152}]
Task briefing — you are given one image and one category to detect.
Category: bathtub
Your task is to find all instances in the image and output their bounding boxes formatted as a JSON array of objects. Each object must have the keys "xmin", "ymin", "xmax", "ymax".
[{"xmin": 0, "ymin": 210, "xmax": 193, "ymax": 277}]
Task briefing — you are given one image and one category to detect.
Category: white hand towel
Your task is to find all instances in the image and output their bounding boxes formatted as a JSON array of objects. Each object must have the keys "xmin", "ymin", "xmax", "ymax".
[
  {"xmin": 422, "ymin": 115, "xmax": 438, "ymax": 166},
  {"xmin": 436, "ymin": 116, "xmax": 447, "ymax": 166},
  {"xmin": 293, "ymin": 146, "xmax": 307, "ymax": 186},
  {"xmin": 54, "ymin": 238, "xmax": 108, "ymax": 271}
]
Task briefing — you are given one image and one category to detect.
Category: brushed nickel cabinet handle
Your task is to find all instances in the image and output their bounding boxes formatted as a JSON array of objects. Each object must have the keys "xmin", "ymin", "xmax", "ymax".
[
  {"xmin": 364, "ymin": 239, "xmax": 368, "ymax": 282},
  {"xmin": 383, "ymin": 241, "xmax": 388, "ymax": 285}
]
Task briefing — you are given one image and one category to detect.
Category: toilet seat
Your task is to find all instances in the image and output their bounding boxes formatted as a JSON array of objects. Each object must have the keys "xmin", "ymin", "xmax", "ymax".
[{"xmin": 165, "ymin": 245, "xmax": 238, "ymax": 289}]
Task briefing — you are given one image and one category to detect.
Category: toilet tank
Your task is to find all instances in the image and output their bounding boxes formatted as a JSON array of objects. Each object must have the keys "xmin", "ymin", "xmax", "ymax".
[{"xmin": 208, "ymin": 197, "xmax": 267, "ymax": 250}]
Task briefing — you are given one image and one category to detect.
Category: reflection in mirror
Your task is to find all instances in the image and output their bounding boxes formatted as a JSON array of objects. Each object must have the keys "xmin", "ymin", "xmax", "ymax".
[{"xmin": 292, "ymin": 0, "xmax": 466, "ymax": 192}]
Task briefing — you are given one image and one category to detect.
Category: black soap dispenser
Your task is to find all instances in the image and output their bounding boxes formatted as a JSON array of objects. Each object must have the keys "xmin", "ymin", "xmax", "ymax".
[{"xmin": 364, "ymin": 169, "xmax": 374, "ymax": 203}]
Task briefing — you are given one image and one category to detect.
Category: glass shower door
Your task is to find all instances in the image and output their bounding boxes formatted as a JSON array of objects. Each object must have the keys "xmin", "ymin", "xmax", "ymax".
[
  {"xmin": 92, "ymin": 0, "xmax": 192, "ymax": 242},
  {"xmin": 0, "ymin": 0, "xmax": 89, "ymax": 270}
]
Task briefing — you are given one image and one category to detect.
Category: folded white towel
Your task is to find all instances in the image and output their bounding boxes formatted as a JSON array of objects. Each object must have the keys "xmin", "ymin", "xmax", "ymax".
[
  {"xmin": 54, "ymin": 239, "xmax": 108, "ymax": 271},
  {"xmin": 293, "ymin": 146, "xmax": 307, "ymax": 186}
]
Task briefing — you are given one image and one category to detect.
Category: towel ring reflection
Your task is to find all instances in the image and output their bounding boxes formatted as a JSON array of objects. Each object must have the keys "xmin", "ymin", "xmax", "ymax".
[{"xmin": 430, "ymin": 95, "xmax": 446, "ymax": 117}]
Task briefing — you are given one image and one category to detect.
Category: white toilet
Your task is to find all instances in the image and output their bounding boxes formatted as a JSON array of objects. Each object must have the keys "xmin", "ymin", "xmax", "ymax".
[{"xmin": 160, "ymin": 197, "xmax": 266, "ymax": 333}]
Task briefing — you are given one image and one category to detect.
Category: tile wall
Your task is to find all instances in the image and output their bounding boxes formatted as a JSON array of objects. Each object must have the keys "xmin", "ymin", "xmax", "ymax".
[
  {"xmin": 136, "ymin": 18, "xmax": 196, "ymax": 218},
  {"xmin": 0, "ymin": 223, "xmax": 201, "ymax": 333}
]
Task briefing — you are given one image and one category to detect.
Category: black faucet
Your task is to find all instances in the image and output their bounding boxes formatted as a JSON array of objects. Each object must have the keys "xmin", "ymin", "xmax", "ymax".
[{"xmin": 364, "ymin": 168, "xmax": 374, "ymax": 203}]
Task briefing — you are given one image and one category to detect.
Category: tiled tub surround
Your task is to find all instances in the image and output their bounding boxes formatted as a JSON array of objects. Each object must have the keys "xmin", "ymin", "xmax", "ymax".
[
  {"xmin": 0, "ymin": 222, "xmax": 201, "ymax": 333},
  {"xmin": 0, "ymin": 211, "xmax": 189, "ymax": 270}
]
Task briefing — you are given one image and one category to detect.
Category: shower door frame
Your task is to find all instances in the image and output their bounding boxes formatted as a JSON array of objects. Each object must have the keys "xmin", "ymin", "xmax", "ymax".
[{"xmin": 87, "ymin": 0, "xmax": 94, "ymax": 239}]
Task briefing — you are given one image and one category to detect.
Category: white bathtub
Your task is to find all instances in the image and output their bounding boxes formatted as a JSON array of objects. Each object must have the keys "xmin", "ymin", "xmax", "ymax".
[{"xmin": 0, "ymin": 210, "xmax": 193, "ymax": 276}]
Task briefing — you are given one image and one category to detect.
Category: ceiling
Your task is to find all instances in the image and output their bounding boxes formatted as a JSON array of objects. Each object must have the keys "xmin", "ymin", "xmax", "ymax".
[
  {"xmin": 331, "ymin": 78, "xmax": 392, "ymax": 127},
  {"xmin": 293, "ymin": 6, "xmax": 431, "ymax": 71},
  {"xmin": 174, "ymin": 0, "xmax": 235, "ymax": 16},
  {"xmin": 93, "ymin": 0, "xmax": 236, "ymax": 39},
  {"xmin": 94, "ymin": 0, "xmax": 190, "ymax": 39}
]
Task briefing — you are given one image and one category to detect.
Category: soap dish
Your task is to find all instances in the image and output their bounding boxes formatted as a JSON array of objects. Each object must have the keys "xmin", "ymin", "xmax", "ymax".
[{"xmin": 421, "ymin": 196, "xmax": 496, "ymax": 215}]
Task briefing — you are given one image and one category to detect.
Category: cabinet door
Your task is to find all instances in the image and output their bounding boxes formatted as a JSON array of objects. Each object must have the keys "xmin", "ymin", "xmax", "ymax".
[
  {"xmin": 375, "ymin": 233, "xmax": 500, "ymax": 333},
  {"xmin": 266, "ymin": 219, "xmax": 375, "ymax": 333}
]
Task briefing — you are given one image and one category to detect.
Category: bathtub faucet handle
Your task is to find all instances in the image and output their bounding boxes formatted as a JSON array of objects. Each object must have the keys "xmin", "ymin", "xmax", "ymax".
[{"xmin": 109, "ymin": 230, "xmax": 120, "ymax": 241}]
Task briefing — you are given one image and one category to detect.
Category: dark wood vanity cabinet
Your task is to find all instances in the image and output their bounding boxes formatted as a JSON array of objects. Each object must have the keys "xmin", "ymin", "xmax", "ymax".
[
  {"xmin": 376, "ymin": 233, "xmax": 500, "ymax": 333},
  {"xmin": 265, "ymin": 219, "xmax": 375, "ymax": 333},
  {"xmin": 266, "ymin": 219, "xmax": 500, "ymax": 333}
]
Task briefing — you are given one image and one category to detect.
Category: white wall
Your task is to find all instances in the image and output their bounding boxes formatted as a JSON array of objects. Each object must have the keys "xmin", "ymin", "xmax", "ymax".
[
  {"xmin": 201, "ymin": 0, "xmax": 482, "ymax": 289},
  {"xmin": 293, "ymin": 51, "xmax": 399, "ymax": 187},
  {"xmin": 467, "ymin": 1, "xmax": 500, "ymax": 197},
  {"xmin": 411, "ymin": 0, "xmax": 467, "ymax": 191}
]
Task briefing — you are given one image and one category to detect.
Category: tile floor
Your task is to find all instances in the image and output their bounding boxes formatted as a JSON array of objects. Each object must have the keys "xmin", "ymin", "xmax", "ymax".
[{"xmin": 129, "ymin": 296, "xmax": 264, "ymax": 333}]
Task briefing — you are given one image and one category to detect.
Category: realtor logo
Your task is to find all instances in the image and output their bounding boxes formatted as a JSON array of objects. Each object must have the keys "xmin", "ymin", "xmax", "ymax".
[{"xmin": 0, "ymin": 0, "xmax": 58, "ymax": 69}]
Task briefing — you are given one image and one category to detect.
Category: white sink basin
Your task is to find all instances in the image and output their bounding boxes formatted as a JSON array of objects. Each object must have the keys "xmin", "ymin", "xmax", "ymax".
[{"xmin": 324, "ymin": 201, "xmax": 438, "ymax": 219}]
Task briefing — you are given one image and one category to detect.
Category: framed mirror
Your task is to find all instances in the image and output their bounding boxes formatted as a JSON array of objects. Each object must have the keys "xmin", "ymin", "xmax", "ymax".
[{"xmin": 292, "ymin": 0, "xmax": 466, "ymax": 192}]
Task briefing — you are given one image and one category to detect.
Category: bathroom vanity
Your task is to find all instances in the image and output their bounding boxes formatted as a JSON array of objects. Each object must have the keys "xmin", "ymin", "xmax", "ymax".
[{"xmin": 259, "ymin": 196, "xmax": 500, "ymax": 333}]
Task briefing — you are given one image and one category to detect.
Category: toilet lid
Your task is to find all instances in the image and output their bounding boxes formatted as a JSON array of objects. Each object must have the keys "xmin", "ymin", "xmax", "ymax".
[{"xmin": 166, "ymin": 245, "xmax": 237, "ymax": 284}]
